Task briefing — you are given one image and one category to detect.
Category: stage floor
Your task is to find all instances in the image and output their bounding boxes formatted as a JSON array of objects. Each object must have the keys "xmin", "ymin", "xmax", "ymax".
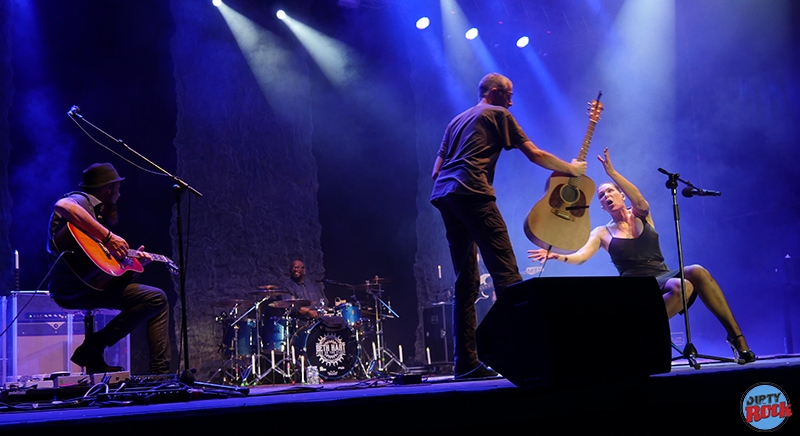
[{"xmin": 1, "ymin": 355, "xmax": 799, "ymax": 432}]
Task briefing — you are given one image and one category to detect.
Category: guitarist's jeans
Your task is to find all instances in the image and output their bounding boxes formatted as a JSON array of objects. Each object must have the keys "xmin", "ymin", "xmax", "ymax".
[
  {"xmin": 51, "ymin": 280, "xmax": 171, "ymax": 374},
  {"xmin": 436, "ymin": 195, "xmax": 523, "ymax": 373}
]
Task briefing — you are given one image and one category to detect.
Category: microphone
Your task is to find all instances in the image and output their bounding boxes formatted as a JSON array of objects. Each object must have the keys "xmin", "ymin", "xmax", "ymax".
[
  {"xmin": 68, "ymin": 105, "xmax": 82, "ymax": 119},
  {"xmin": 682, "ymin": 186, "xmax": 721, "ymax": 198}
]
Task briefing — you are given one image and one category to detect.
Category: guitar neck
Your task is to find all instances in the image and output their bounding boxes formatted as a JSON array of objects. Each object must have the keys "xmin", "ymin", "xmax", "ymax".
[
  {"xmin": 567, "ymin": 120, "xmax": 598, "ymax": 189},
  {"xmin": 568, "ymin": 94, "xmax": 603, "ymax": 189},
  {"xmin": 576, "ymin": 121, "xmax": 598, "ymax": 163},
  {"xmin": 127, "ymin": 250, "xmax": 170, "ymax": 264}
]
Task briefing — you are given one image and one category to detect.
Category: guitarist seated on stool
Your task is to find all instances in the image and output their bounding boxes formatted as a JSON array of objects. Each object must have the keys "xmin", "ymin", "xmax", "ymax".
[{"xmin": 47, "ymin": 162, "xmax": 171, "ymax": 374}]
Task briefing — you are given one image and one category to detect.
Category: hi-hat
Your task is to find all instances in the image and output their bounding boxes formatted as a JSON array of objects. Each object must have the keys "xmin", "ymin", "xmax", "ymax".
[
  {"xmin": 258, "ymin": 284, "xmax": 281, "ymax": 290},
  {"xmin": 269, "ymin": 299, "xmax": 314, "ymax": 309}
]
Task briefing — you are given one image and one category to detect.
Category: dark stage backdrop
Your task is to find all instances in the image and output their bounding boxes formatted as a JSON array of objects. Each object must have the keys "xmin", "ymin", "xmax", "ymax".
[{"xmin": 2, "ymin": 1, "xmax": 180, "ymax": 374}]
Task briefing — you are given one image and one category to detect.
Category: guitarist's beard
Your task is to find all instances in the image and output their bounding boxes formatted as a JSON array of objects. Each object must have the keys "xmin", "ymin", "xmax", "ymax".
[{"xmin": 103, "ymin": 203, "xmax": 119, "ymax": 226}]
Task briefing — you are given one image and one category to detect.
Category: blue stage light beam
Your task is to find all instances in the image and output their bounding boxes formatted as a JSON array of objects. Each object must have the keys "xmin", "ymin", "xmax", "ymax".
[
  {"xmin": 215, "ymin": 4, "xmax": 309, "ymax": 125},
  {"xmin": 440, "ymin": 0, "xmax": 498, "ymax": 86},
  {"xmin": 278, "ymin": 13, "xmax": 361, "ymax": 89}
]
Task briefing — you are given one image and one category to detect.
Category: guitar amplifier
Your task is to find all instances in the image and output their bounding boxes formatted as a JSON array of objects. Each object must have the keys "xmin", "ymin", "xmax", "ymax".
[
  {"xmin": 423, "ymin": 303, "xmax": 453, "ymax": 364},
  {"xmin": 2, "ymin": 291, "xmax": 129, "ymax": 381}
]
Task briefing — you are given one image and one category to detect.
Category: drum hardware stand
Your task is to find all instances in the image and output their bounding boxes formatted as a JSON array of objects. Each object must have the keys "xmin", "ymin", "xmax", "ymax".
[
  {"xmin": 658, "ymin": 168, "xmax": 739, "ymax": 369},
  {"xmin": 209, "ymin": 303, "xmax": 253, "ymax": 385},
  {"xmin": 364, "ymin": 288, "xmax": 408, "ymax": 376},
  {"xmin": 255, "ymin": 304, "xmax": 305, "ymax": 384},
  {"xmin": 349, "ymin": 320, "xmax": 373, "ymax": 380}
]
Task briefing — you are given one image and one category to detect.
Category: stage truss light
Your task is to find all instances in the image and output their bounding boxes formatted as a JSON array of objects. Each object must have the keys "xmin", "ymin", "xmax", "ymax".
[
  {"xmin": 276, "ymin": 10, "xmax": 286, "ymax": 20},
  {"xmin": 516, "ymin": 36, "xmax": 529, "ymax": 48},
  {"xmin": 212, "ymin": 0, "xmax": 222, "ymax": 7},
  {"xmin": 416, "ymin": 17, "xmax": 430, "ymax": 30},
  {"xmin": 465, "ymin": 27, "xmax": 478, "ymax": 40}
]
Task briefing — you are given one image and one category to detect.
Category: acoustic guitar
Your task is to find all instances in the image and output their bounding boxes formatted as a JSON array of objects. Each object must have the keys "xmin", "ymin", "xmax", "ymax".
[
  {"xmin": 523, "ymin": 93, "xmax": 604, "ymax": 253},
  {"xmin": 53, "ymin": 221, "xmax": 178, "ymax": 291}
]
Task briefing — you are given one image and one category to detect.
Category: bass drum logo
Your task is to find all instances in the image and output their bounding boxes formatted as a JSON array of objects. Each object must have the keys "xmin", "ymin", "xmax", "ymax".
[{"xmin": 315, "ymin": 333, "xmax": 347, "ymax": 366}]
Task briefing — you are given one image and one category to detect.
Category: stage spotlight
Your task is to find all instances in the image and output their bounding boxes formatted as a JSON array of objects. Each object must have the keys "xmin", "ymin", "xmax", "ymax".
[
  {"xmin": 212, "ymin": 0, "xmax": 222, "ymax": 6},
  {"xmin": 516, "ymin": 36, "xmax": 529, "ymax": 48},
  {"xmin": 416, "ymin": 17, "xmax": 430, "ymax": 30},
  {"xmin": 276, "ymin": 10, "xmax": 286, "ymax": 20},
  {"xmin": 465, "ymin": 27, "xmax": 478, "ymax": 40}
]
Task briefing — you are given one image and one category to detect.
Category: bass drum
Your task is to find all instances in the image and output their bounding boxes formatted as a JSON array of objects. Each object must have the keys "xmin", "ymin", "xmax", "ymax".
[{"xmin": 292, "ymin": 319, "xmax": 359, "ymax": 381}]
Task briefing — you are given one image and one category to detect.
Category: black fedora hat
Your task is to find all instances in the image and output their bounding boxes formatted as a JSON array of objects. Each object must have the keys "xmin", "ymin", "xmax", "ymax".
[{"xmin": 79, "ymin": 162, "xmax": 125, "ymax": 188}]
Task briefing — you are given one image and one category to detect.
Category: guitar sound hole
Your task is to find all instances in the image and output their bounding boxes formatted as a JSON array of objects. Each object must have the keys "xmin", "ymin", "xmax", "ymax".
[{"xmin": 560, "ymin": 185, "xmax": 579, "ymax": 203}]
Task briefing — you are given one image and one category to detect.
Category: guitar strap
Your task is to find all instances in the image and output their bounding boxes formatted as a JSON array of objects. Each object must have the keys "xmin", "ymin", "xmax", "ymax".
[
  {"xmin": 50, "ymin": 191, "xmax": 100, "ymax": 253},
  {"xmin": 60, "ymin": 191, "xmax": 102, "ymax": 220}
]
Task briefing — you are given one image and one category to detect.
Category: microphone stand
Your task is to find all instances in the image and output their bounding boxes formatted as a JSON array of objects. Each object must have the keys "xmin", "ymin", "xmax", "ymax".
[
  {"xmin": 69, "ymin": 108, "xmax": 247, "ymax": 394},
  {"xmin": 657, "ymin": 168, "xmax": 739, "ymax": 369}
]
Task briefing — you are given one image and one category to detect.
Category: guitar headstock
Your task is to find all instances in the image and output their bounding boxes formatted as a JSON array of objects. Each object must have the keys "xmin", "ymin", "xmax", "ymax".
[
  {"xmin": 588, "ymin": 94, "xmax": 603, "ymax": 123},
  {"xmin": 165, "ymin": 259, "xmax": 180, "ymax": 276}
]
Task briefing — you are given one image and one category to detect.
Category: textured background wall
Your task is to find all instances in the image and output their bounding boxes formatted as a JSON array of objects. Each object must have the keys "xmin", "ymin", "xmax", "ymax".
[{"xmin": 168, "ymin": 1, "xmax": 323, "ymax": 377}]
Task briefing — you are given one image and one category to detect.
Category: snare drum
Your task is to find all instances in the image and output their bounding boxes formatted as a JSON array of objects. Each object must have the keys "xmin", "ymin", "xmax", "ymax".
[
  {"xmin": 336, "ymin": 302, "xmax": 362, "ymax": 329},
  {"xmin": 221, "ymin": 319, "xmax": 257, "ymax": 357},
  {"xmin": 291, "ymin": 320, "xmax": 359, "ymax": 380}
]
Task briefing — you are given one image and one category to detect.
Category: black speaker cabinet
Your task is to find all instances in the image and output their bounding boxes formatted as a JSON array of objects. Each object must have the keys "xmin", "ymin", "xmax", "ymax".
[
  {"xmin": 476, "ymin": 276, "xmax": 671, "ymax": 387},
  {"xmin": 423, "ymin": 303, "xmax": 453, "ymax": 363}
]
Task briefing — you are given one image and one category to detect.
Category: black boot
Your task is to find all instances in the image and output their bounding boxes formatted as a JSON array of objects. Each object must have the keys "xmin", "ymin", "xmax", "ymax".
[
  {"xmin": 71, "ymin": 342, "xmax": 124, "ymax": 374},
  {"xmin": 454, "ymin": 362, "xmax": 500, "ymax": 380}
]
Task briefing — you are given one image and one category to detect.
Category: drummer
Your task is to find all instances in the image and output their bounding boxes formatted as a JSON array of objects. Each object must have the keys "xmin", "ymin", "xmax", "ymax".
[{"xmin": 276, "ymin": 259, "xmax": 327, "ymax": 321}]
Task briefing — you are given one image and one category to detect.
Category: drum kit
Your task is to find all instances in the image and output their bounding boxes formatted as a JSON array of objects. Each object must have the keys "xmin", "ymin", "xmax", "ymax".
[{"xmin": 211, "ymin": 276, "xmax": 406, "ymax": 386}]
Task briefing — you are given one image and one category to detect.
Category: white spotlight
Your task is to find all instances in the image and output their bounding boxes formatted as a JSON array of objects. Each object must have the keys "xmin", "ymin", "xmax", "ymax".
[
  {"xmin": 465, "ymin": 28, "xmax": 478, "ymax": 40},
  {"xmin": 516, "ymin": 36, "xmax": 530, "ymax": 48},
  {"xmin": 276, "ymin": 10, "xmax": 286, "ymax": 20},
  {"xmin": 416, "ymin": 17, "xmax": 430, "ymax": 30},
  {"xmin": 212, "ymin": 0, "xmax": 222, "ymax": 6}
]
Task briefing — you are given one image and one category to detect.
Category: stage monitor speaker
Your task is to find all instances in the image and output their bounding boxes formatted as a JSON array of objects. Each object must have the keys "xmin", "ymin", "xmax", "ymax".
[{"xmin": 476, "ymin": 276, "xmax": 671, "ymax": 388}]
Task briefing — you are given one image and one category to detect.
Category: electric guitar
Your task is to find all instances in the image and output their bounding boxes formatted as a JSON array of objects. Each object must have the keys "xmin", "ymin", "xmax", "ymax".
[
  {"xmin": 53, "ymin": 221, "xmax": 179, "ymax": 291},
  {"xmin": 523, "ymin": 93, "xmax": 604, "ymax": 253}
]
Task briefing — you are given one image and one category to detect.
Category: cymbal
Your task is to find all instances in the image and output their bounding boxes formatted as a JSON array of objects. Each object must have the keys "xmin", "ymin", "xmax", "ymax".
[
  {"xmin": 352, "ymin": 283, "xmax": 384, "ymax": 291},
  {"xmin": 269, "ymin": 299, "xmax": 314, "ymax": 309},
  {"xmin": 258, "ymin": 285, "xmax": 281, "ymax": 290},
  {"xmin": 250, "ymin": 289, "xmax": 290, "ymax": 296},
  {"xmin": 213, "ymin": 298, "xmax": 252, "ymax": 307},
  {"xmin": 361, "ymin": 307, "xmax": 395, "ymax": 319}
]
